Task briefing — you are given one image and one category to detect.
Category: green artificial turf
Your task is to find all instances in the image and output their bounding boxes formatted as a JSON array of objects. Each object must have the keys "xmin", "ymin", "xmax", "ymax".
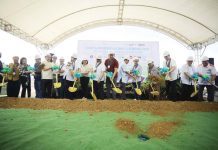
[{"xmin": 0, "ymin": 109, "xmax": 218, "ymax": 150}]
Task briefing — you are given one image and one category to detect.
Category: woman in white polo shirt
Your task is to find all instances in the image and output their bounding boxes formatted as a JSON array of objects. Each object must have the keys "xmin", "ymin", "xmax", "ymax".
[{"xmin": 79, "ymin": 58, "xmax": 93, "ymax": 100}]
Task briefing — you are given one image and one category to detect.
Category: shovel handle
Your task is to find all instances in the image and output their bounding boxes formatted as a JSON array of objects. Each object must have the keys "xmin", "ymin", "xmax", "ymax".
[
  {"xmin": 55, "ymin": 73, "xmax": 58, "ymax": 83},
  {"xmin": 127, "ymin": 73, "xmax": 139, "ymax": 89},
  {"xmin": 150, "ymin": 83, "xmax": 155, "ymax": 92},
  {"xmin": 208, "ymin": 80, "xmax": 218, "ymax": 88},
  {"xmin": 110, "ymin": 78, "xmax": 117, "ymax": 88},
  {"xmin": 91, "ymin": 80, "xmax": 94, "ymax": 93},
  {"xmin": 2, "ymin": 76, "xmax": 5, "ymax": 84},
  {"xmin": 200, "ymin": 76, "xmax": 218, "ymax": 89},
  {"xmin": 72, "ymin": 80, "xmax": 76, "ymax": 88},
  {"xmin": 194, "ymin": 80, "xmax": 197, "ymax": 92},
  {"xmin": 136, "ymin": 82, "xmax": 139, "ymax": 89}
]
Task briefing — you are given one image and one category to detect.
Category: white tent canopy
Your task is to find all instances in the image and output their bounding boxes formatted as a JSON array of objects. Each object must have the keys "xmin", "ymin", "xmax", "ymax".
[{"xmin": 0, "ymin": 0, "xmax": 218, "ymax": 49}]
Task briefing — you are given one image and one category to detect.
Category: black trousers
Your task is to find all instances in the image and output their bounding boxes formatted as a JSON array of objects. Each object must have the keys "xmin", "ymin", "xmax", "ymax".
[
  {"xmin": 80, "ymin": 77, "xmax": 90, "ymax": 98},
  {"xmin": 65, "ymin": 80, "xmax": 76, "ymax": 100},
  {"xmin": 132, "ymin": 82, "xmax": 141, "ymax": 100},
  {"xmin": 34, "ymin": 76, "xmax": 42, "ymax": 98},
  {"xmin": 7, "ymin": 80, "xmax": 20, "ymax": 97},
  {"xmin": 58, "ymin": 77, "xmax": 66, "ymax": 99},
  {"xmin": 165, "ymin": 80, "xmax": 177, "ymax": 101},
  {"xmin": 106, "ymin": 77, "xmax": 117, "ymax": 99},
  {"xmin": 93, "ymin": 80, "xmax": 104, "ymax": 100},
  {"xmin": 42, "ymin": 79, "xmax": 52, "ymax": 98},
  {"xmin": 198, "ymin": 85, "xmax": 214, "ymax": 102},
  {"xmin": 0, "ymin": 75, "xmax": 2, "ymax": 94},
  {"xmin": 120, "ymin": 82, "xmax": 126, "ymax": 100},
  {"xmin": 181, "ymin": 84, "xmax": 194, "ymax": 101},
  {"xmin": 52, "ymin": 77, "xmax": 58, "ymax": 98},
  {"xmin": 20, "ymin": 75, "xmax": 31, "ymax": 98}
]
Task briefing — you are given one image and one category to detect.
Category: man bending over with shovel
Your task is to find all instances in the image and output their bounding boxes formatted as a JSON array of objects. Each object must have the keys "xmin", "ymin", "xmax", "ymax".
[
  {"xmin": 105, "ymin": 51, "xmax": 119, "ymax": 100},
  {"xmin": 180, "ymin": 56, "xmax": 197, "ymax": 101},
  {"xmin": 197, "ymin": 56, "xmax": 217, "ymax": 102}
]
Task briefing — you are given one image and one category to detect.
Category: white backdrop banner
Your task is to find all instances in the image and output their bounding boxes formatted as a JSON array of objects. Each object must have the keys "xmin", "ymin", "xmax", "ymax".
[{"xmin": 77, "ymin": 40, "xmax": 159, "ymax": 76}]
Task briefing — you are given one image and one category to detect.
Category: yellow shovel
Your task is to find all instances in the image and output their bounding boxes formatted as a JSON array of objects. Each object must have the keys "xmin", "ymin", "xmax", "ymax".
[
  {"xmin": 53, "ymin": 73, "xmax": 61, "ymax": 88},
  {"xmin": 190, "ymin": 80, "xmax": 198, "ymax": 97},
  {"xmin": 150, "ymin": 83, "xmax": 160, "ymax": 96},
  {"xmin": 0, "ymin": 75, "xmax": 8, "ymax": 87},
  {"xmin": 128, "ymin": 74, "xmax": 142, "ymax": 95},
  {"xmin": 68, "ymin": 80, "xmax": 77, "ymax": 92},
  {"xmin": 135, "ymin": 81, "xmax": 142, "ymax": 95},
  {"xmin": 0, "ymin": 94, "xmax": 7, "ymax": 97},
  {"xmin": 90, "ymin": 80, "xmax": 97, "ymax": 101},
  {"xmin": 110, "ymin": 78, "xmax": 122, "ymax": 94}
]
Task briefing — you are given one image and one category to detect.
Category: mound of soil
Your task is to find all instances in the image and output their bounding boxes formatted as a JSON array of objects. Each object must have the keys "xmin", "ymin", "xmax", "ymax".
[
  {"xmin": 1, "ymin": 98, "xmax": 218, "ymax": 115},
  {"xmin": 146, "ymin": 121, "xmax": 180, "ymax": 138},
  {"xmin": 115, "ymin": 118, "xmax": 180, "ymax": 139},
  {"xmin": 115, "ymin": 119, "xmax": 141, "ymax": 134}
]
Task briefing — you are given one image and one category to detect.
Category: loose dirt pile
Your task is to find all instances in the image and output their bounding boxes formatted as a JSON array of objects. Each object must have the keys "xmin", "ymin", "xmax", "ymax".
[
  {"xmin": 115, "ymin": 118, "xmax": 181, "ymax": 139},
  {"xmin": 1, "ymin": 98, "xmax": 218, "ymax": 115},
  {"xmin": 115, "ymin": 119, "xmax": 141, "ymax": 134},
  {"xmin": 146, "ymin": 121, "xmax": 180, "ymax": 138}
]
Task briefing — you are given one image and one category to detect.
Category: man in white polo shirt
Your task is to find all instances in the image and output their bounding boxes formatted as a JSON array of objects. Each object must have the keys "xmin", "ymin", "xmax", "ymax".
[
  {"xmin": 163, "ymin": 51, "xmax": 178, "ymax": 101},
  {"xmin": 58, "ymin": 57, "xmax": 66, "ymax": 98},
  {"xmin": 180, "ymin": 56, "xmax": 196, "ymax": 100},
  {"xmin": 65, "ymin": 54, "xmax": 78, "ymax": 100},
  {"xmin": 41, "ymin": 53, "xmax": 54, "ymax": 98},
  {"xmin": 197, "ymin": 56, "xmax": 217, "ymax": 102},
  {"xmin": 118, "ymin": 56, "xmax": 131, "ymax": 100},
  {"xmin": 93, "ymin": 56, "xmax": 105, "ymax": 100}
]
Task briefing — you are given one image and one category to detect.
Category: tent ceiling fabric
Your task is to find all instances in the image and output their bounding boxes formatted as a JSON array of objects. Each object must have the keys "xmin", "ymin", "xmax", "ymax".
[{"xmin": 0, "ymin": 0, "xmax": 218, "ymax": 49}]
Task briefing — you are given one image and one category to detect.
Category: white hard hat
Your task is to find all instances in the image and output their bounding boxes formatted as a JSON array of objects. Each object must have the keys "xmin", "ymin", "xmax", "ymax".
[
  {"xmin": 108, "ymin": 50, "xmax": 115, "ymax": 55},
  {"xmin": 187, "ymin": 56, "xmax": 194, "ymax": 61},
  {"xmin": 201, "ymin": 56, "xmax": 209, "ymax": 61},
  {"xmin": 71, "ymin": 54, "xmax": 77, "ymax": 58},
  {"xmin": 13, "ymin": 56, "xmax": 19, "ymax": 59},
  {"xmin": 59, "ymin": 56, "xmax": 64, "ymax": 60},
  {"xmin": 147, "ymin": 60, "xmax": 153, "ymax": 65},
  {"xmin": 52, "ymin": 55, "xmax": 57, "ymax": 59},
  {"xmin": 45, "ymin": 53, "xmax": 51, "ymax": 57},
  {"xmin": 35, "ymin": 55, "xmax": 41, "ymax": 59},
  {"xmin": 82, "ymin": 57, "xmax": 88, "ymax": 61},
  {"xmin": 133, "ymin": 57, "xmax": 139, "ymax": 61},
  {"xmin": 96, "ymin": 56, "xmax": 102, "ymax": 59},
  {"xmin": 123, "ymin": 56, "xmax": 129, "ymax": 60},
  {"xmin": 163, "ymin": 51, "xmax": 170, "ymax": 57}
]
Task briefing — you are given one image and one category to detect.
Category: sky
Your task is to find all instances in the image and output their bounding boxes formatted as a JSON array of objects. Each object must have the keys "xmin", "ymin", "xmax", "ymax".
[{"xmin": 0, "ymin": 25, "xmax": 218, "ymax": 69}]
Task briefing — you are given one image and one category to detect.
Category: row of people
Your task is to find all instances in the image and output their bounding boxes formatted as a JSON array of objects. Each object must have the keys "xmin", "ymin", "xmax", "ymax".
[
  {"xmin": 1, "ymin": 52, "xmax": 142, "ymax": 100},
  {"xmin": 152, "ymin": 51, "xmax": 217, "ymax": 101},
  {"xmin": 0, "ymin": 51, "xmax": 217, "ymax": 101}
]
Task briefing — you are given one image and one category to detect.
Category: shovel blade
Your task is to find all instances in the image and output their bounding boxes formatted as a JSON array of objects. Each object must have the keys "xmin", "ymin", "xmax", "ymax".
[
  {"xmin": 54, "ymin": 82, "xmax": 61, "ymax": 88},
  {"xmin": 68, "ymin": 87, "xmax": 77, "ymax": 92},
  {"xmin": 112, "ymin": 88, "xmax": 122, "ymax": 94},
  {"xmin": 0, "ymin": 95, "xmax": 7, "ymax": 98},
  {"xmin": 0, "ymin": 82, "xmax": 7, "ymax": 87},
  {"xmin": 150, "ymin": 91, "xmax": 160, "ymax": 96},
  {"xmin": 135, "ymin": 88, "xmax": 142, "ymax": 95},
  {"xmin": 190, "ymin": 91, "xmax": 198, "ymax": 97}
]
